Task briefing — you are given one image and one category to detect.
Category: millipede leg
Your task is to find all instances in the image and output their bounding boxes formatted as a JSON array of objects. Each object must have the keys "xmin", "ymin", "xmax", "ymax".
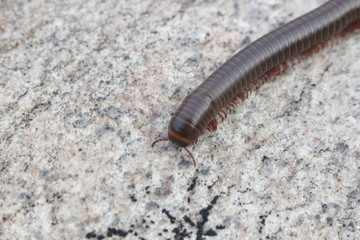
[
  {"xmin": 151, "ymin": 138, "xmax": 169, "ymax": 147},
  {"xmin": 184, "ymin": 147, "xmax": 196, "ymax": 167}
]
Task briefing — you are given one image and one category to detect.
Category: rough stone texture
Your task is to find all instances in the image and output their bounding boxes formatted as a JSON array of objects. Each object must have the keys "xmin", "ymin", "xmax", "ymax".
[{"xmin": 1, "ymin": 0, "xmax": 359, "ymax": 239}]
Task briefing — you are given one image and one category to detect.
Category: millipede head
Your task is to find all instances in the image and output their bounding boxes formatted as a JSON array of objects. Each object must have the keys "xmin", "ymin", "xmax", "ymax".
[{"xmin": 167, "ymin": 116, "xmax": 199, "ymax": 147}]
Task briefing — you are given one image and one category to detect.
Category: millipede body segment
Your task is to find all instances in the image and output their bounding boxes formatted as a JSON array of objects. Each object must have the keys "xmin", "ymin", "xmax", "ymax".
[{"xmin": 168, "ymin": 0, "xmax": 360, "ymax": 147}]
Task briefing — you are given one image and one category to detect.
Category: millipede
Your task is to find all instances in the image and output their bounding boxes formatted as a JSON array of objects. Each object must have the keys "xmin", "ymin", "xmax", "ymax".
[{"xmin": 153, "ymin": 0, "xmax": 360, "ymax": 166}]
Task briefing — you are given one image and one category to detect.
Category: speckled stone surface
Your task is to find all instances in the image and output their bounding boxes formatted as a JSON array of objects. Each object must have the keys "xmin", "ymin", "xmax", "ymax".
[{"xmin": 1, "ymin": 0, "xmax": 359, "ymax": 239}]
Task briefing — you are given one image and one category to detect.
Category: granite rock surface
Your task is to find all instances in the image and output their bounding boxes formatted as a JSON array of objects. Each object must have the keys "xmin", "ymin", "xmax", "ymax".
[{"xmin": 1, "ymin": 0, "xmax": 359, "ymax": 239}]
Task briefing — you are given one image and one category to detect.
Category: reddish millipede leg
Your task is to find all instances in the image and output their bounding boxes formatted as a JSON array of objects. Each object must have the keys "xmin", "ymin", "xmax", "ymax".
[
  {"xmin": 228, "ymin": 101, "xmax": 236, "ymax": 108},
  {"xmin": 217, "ymin": 112, "xmax": 224, "ymax": 122},
  {"xmin": 151, "ymin": 138, "xmax": 169, "ymax": 147},
  {"xmin": 207, "ymin": 118, "xmax": 218, "ymax": 131},
  {"xmin": 247, "ymin": 86, "xmax": 252, "ymax": 96},
  {"xmin": 184, "ymin": 147, "xmax": 196, "ymax": 167},
  {"xmin": 237, "ymin": 92, "xmax": 245, "ymax": 101},
  {"xmin": 225, "ymin": 106, "xmax": 232, "ymax": 112},
  {"xmin": 151, "ymin": 138, "xmax": 197, "ymax": 167},
  {"xmin": 231, "ymin": 98, "xmax": 238, "ymax": 105},
  {"xmin": 220, "ymin": 110, "xmax": 227, "ymax": 120}
]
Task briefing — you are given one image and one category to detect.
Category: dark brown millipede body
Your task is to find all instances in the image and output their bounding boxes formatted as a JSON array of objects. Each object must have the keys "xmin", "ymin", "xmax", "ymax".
[{"xmin": 156, "ymin": 0, "xmax": 360, "ymax": 151}]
